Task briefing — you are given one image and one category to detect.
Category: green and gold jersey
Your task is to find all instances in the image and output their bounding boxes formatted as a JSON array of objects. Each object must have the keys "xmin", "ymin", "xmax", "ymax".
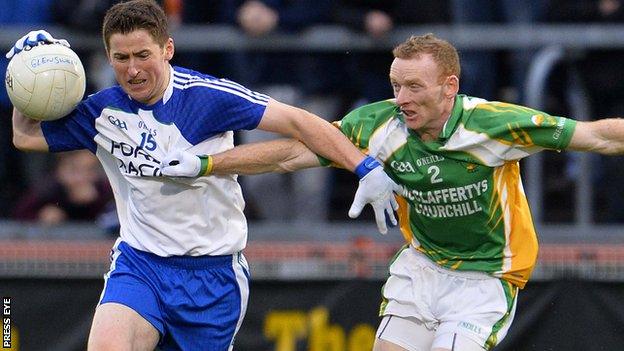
[{"xmin": 333, "ymin": 95, "xmax": 577, "ymax": 288}]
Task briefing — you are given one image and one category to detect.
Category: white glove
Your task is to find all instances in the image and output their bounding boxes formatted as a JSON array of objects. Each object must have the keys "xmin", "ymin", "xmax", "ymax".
[
  {"xmin": 160, "ymin": 149, "xmax": 204, "ymax": 177},
  {"xmin": 6, "ymin": 30, "xmax": 70, "ymax": 59},
  {"xmin": 349, "ymin": 165, "xmax": 402, "ymax": 235}
]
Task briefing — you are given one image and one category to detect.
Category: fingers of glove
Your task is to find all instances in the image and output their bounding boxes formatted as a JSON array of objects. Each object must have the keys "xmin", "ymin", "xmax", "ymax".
[
  {"xmin": 6, "ymin": 30, "xmax": 69, "ymax": 59},
  {"xmin": 161, "ymin": 150, "xmax": 184, "ymax": 167},
  {"xmin": 348, "ymin": 195, "xmax": 365, "ymax": 219},
  {"xmin": 392, "ymin": 181, "xmax": 403, "ymax": 194},
  {"xmin": 6, "ymin": 32, "xmax": 27, "ymax": 58},
  {"xmin": 28, "ymin": 30, "xmax": 52, "ymax": 41},
  {"xmin": 372, "ymin": 203, "xmax": 388, "ymax": 235},
  {"xmin": 160, "ymin": 165, "xmax": 180, "ymax": 177},
  {"xmin": 160, "ymin": 150, "xmax": 200, "ymax": 177},
  {"xmin": 164, "ymin": 162, "xmax": 197, "ymax": 177},
  {"xmin": 385, "ymin": 213, "xmax": 397, "ymax": 229},
  {"xmin": 29, "ymin": 30, "xmax": 67, "ymax": 45},
  {"xmin": 161, "ymin": 165, "xmax": 193, "ymax": 177},
  {"xmin": 390, "ymin": 194, "xmax": 399, "ymax": 211},
  {"xmin": 5, "ymin": 40, "xmax": 24, "ymax": 59},
  {"xmin": 385, "ymin": 201, "xmax": 398, "ymax": 227},
  {"xmin": 56, "ymin": 39, "xmax": 70, "ymax": 47},
  {"xmin": 161, "ymin": 165, "xmax": 195, "ymax": 177},
  {"xmin": 160, "ymin": 164, "xmax": 181, "ymax": 176}
]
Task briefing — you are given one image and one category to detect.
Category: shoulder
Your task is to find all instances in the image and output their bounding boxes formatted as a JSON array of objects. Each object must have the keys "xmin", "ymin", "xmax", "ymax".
[
  {"xmin": 461, "ymin": 96, "xmax": 536, "ymax": 118},
  {"xmin": 171, "ymin": 66, "xmax": 269, "ymax": 105},
  {"xmin": 80, "ymin": 86, "xmax": 129, "ymax": 112},
  {"xmin": 342, "ymin": 99, "xmax": 398, "ymax": 124},
  {"xmin": 171, "ymin": 66, "xmax": 219, "ymax": 97},
  {"xmin": 172, "ymin": 66, "xmax": 218, "ymax": 85},
  {"xmin": 336, "ymin": 99, "xmax": 400, "ymax": 147},
  {"xmin": 459, "ymin": 96, "xmax": 547, "ymax": 128},
  {"xmin": 89, "ymin": 86, "xmax": 127, "ymax": 103}
]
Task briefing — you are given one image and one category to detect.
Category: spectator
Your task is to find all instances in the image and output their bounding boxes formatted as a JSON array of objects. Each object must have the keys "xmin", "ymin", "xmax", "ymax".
[
  {"xmin": 13, "ymin": 150, "xmax": 115, "ymax": 227},
  {"xmin": 225, "ymin": 0, "xmax": 337, "ymax": 97},
  {"xmin": 450, "ymin": 0, "xmax": 546, "ymax": 102},
  {"xmin": 227, "ymin": 0, "xmax": 339, "ymax": 221},
  {"xmin": 333, "ymin": 0, "xmax": 449, "ymax": 106}
]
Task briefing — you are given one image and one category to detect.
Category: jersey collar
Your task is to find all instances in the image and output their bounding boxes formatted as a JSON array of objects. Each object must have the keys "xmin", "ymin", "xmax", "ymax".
[
  {"xmin": 162, "ymin": 64, "xmax": 174, "ymax": 105},
  {"xmin": 438, "ymin": 94, "xmax": 465, "ymax": 141},
  {"xmin": 127, "ymin": 64, "xmax": 174, "ymax": 109}
]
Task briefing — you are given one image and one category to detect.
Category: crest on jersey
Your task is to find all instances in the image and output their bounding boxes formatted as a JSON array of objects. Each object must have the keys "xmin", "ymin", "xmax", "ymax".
[
  {"xmin": 531, "ymin": 114, "xmax": 544, "ymax": 126},
  {"xmin": 531, "ymin": 114, "xmax": 557, "ymax": 127},
  {"xmin": 466, "ymin": 163, "xmax": 478, "ymax": 172}
]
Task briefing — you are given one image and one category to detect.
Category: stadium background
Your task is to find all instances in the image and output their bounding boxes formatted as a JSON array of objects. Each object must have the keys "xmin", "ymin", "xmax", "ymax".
[{"xmin": 2, "ymin": 0, "xmax": 624, "ymax": 350}]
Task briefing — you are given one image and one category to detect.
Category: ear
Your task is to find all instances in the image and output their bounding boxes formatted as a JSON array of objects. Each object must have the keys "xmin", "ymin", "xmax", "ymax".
[
  {"xmin": 444, "ymin": 75, "xmax": 459, "ymax": 98},
  {"xmin": 164, "ymin": 38, "xmax": 174, "ymax": 61}
]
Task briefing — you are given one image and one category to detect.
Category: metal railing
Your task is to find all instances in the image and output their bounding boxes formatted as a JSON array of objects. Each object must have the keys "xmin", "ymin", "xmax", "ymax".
[
  {"xmin": 3, "ymin": 24, "xmax": 624, "ymax": 51},
  {"xmin": 2, "ymin": 24, "xmax": 624, "ymax": 240}
]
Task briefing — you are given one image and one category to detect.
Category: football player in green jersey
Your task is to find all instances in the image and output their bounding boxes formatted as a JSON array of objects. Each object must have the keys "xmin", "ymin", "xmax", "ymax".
[{"xmin": 161, "ymin": 33, "xmax": 624, "ymax": 351}]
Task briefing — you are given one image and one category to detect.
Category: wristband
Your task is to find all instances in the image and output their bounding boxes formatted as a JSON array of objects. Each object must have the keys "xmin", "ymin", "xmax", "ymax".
[
  {"xmin": 198, "ymin": 155, "xmax": 214, "ymax": 176},
  {"xmin": 354, "ymin": 156, "xmax": 381, "ymax": 179}
]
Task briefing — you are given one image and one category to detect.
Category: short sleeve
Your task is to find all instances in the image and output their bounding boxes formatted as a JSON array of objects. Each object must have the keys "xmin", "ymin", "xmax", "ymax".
[
  {"xmin": 317, "ymin": 100, "xmax": 398, "ymax": 166},
  {"xmin": 464, "ymin": 102, "xmax": 577, "ymax": 151},
  {"xmin": 171, "ymin": 74, "xmax": 270, "ymax": 144},
  {"xmin": 41, "ymin": 95, "xmax": 101, "ymax": 153}
]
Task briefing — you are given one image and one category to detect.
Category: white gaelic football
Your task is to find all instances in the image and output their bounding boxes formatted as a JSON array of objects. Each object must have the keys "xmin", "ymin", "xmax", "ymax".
[{"xmin": 5, "ymin": 43, "xmax": 86, "ymax": 121}]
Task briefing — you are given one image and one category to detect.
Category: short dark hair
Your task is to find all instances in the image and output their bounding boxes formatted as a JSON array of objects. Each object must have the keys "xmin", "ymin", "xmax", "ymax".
[
  {"xmin": 102, "ymin": 0, "xmax": 169, "ymax": 52},
  {"xmin": 393, "ymin": 33, "xmax": 461, "ymax": 80}
]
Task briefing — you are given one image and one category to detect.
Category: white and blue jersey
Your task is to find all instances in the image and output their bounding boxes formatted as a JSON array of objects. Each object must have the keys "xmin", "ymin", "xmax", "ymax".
[{"xmin": 41, "ymin": 65, "xmax": 270, "ymax": 257}]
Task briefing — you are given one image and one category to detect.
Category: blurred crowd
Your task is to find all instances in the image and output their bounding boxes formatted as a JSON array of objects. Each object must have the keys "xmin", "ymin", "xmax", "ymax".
[{"xmin": 1, "ymin": 0, "xmax": 624, "ymax": 229}]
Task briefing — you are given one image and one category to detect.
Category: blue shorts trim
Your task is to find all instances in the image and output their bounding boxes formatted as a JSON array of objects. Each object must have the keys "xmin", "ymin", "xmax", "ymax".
[{"xmin": 98, "ymin": 240, "xmax": 250, "ymax": 351}]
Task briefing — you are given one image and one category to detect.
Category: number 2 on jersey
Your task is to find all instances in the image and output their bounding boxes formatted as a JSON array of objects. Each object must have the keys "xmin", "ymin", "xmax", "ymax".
[{"xmin": 428, "ymin": 165, "xmax": 443, "ymax": 184}]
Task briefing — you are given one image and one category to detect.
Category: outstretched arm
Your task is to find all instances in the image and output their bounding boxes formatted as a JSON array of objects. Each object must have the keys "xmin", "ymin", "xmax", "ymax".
[
  {"xmin": 211, "ymin": 138, "xmax": 320, "ymax": 175},
  {"xmin": 567, "ymin": 119, "xmax": 624, "ymax": 154},
  {"xmin": 161, "ymin": 137, "xmax": 401, "ymax": 234},
  {"xmin": 161, "ymin": 99, "xmax": 403, "ymax": 234},
  {"xmin": 160, "ymin": 138, "xmax": 319, "ymax": 176},
  {"xmin": 257, "ymin": 99, "xmax": 364, "ymax": 171}
]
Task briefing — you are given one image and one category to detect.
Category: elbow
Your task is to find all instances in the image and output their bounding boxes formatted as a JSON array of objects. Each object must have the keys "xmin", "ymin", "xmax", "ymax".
[
  {"xmin": 12, "ymin": 107, "xmax": 46, "ymax": 151},
  {"xmin": 12, "ymin": 132, "xmax": 43, "ymax": 152},
  {"xmin": 276, "ymin": 140, "xmax": 317, "ymax": 173},
  {"xmin": 13, "ymin": 132, "xmax": 28, "ymax": 151},
  {"xmin": 276, "ymin": 162, "xmax": 296, "ymax": 173},
  {"xmin": 288, "ymin": 109, "xmax": 321, "ymax": 141}
]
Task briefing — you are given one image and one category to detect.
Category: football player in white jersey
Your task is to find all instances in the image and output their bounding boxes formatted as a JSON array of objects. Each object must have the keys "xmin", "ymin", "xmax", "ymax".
[{"xmin": 7, "ymin": 1, "xmax": 399, "ymax": 350}]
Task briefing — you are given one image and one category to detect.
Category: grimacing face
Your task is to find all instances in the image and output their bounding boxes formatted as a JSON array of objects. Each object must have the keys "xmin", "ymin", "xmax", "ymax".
[
  {"xmin": 389, "ymin": 54, "xmax": 458, "ymax": 141},
  {"xmin": 107, "ymin": 29, "xmax": 174, "ymax": 105}
]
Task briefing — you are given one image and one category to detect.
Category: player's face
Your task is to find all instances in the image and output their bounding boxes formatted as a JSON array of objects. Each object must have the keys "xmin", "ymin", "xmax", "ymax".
[
  {"xmin": 107, "ymin": 29, "xmax": 174, "ymax": 105},
  {"xmin": 389, "ymin": 55, "xmax": 458, "ymax": 140}
]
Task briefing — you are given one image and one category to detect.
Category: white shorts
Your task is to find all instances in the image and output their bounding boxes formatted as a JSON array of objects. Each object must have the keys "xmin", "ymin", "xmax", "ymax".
[{"xmin": 379, "ymin": 245, "xmax": 518, "ymax": 350}]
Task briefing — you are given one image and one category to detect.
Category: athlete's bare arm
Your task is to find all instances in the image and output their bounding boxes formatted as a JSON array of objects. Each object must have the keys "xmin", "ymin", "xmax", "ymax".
[
  {"xmin": 257, "ymin": 99, "xmax": 362, "ymax": 171},
  {"xmin": 211, "ymin": 138, "xmax": 320, "ymax": 175},
  {"xmin": 567, "ymin": 119, "xmax": 624, "ymax": 154},
  {"xmin": 12, "ymin": 108, "xmax": 49, "ymax": 152}
]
